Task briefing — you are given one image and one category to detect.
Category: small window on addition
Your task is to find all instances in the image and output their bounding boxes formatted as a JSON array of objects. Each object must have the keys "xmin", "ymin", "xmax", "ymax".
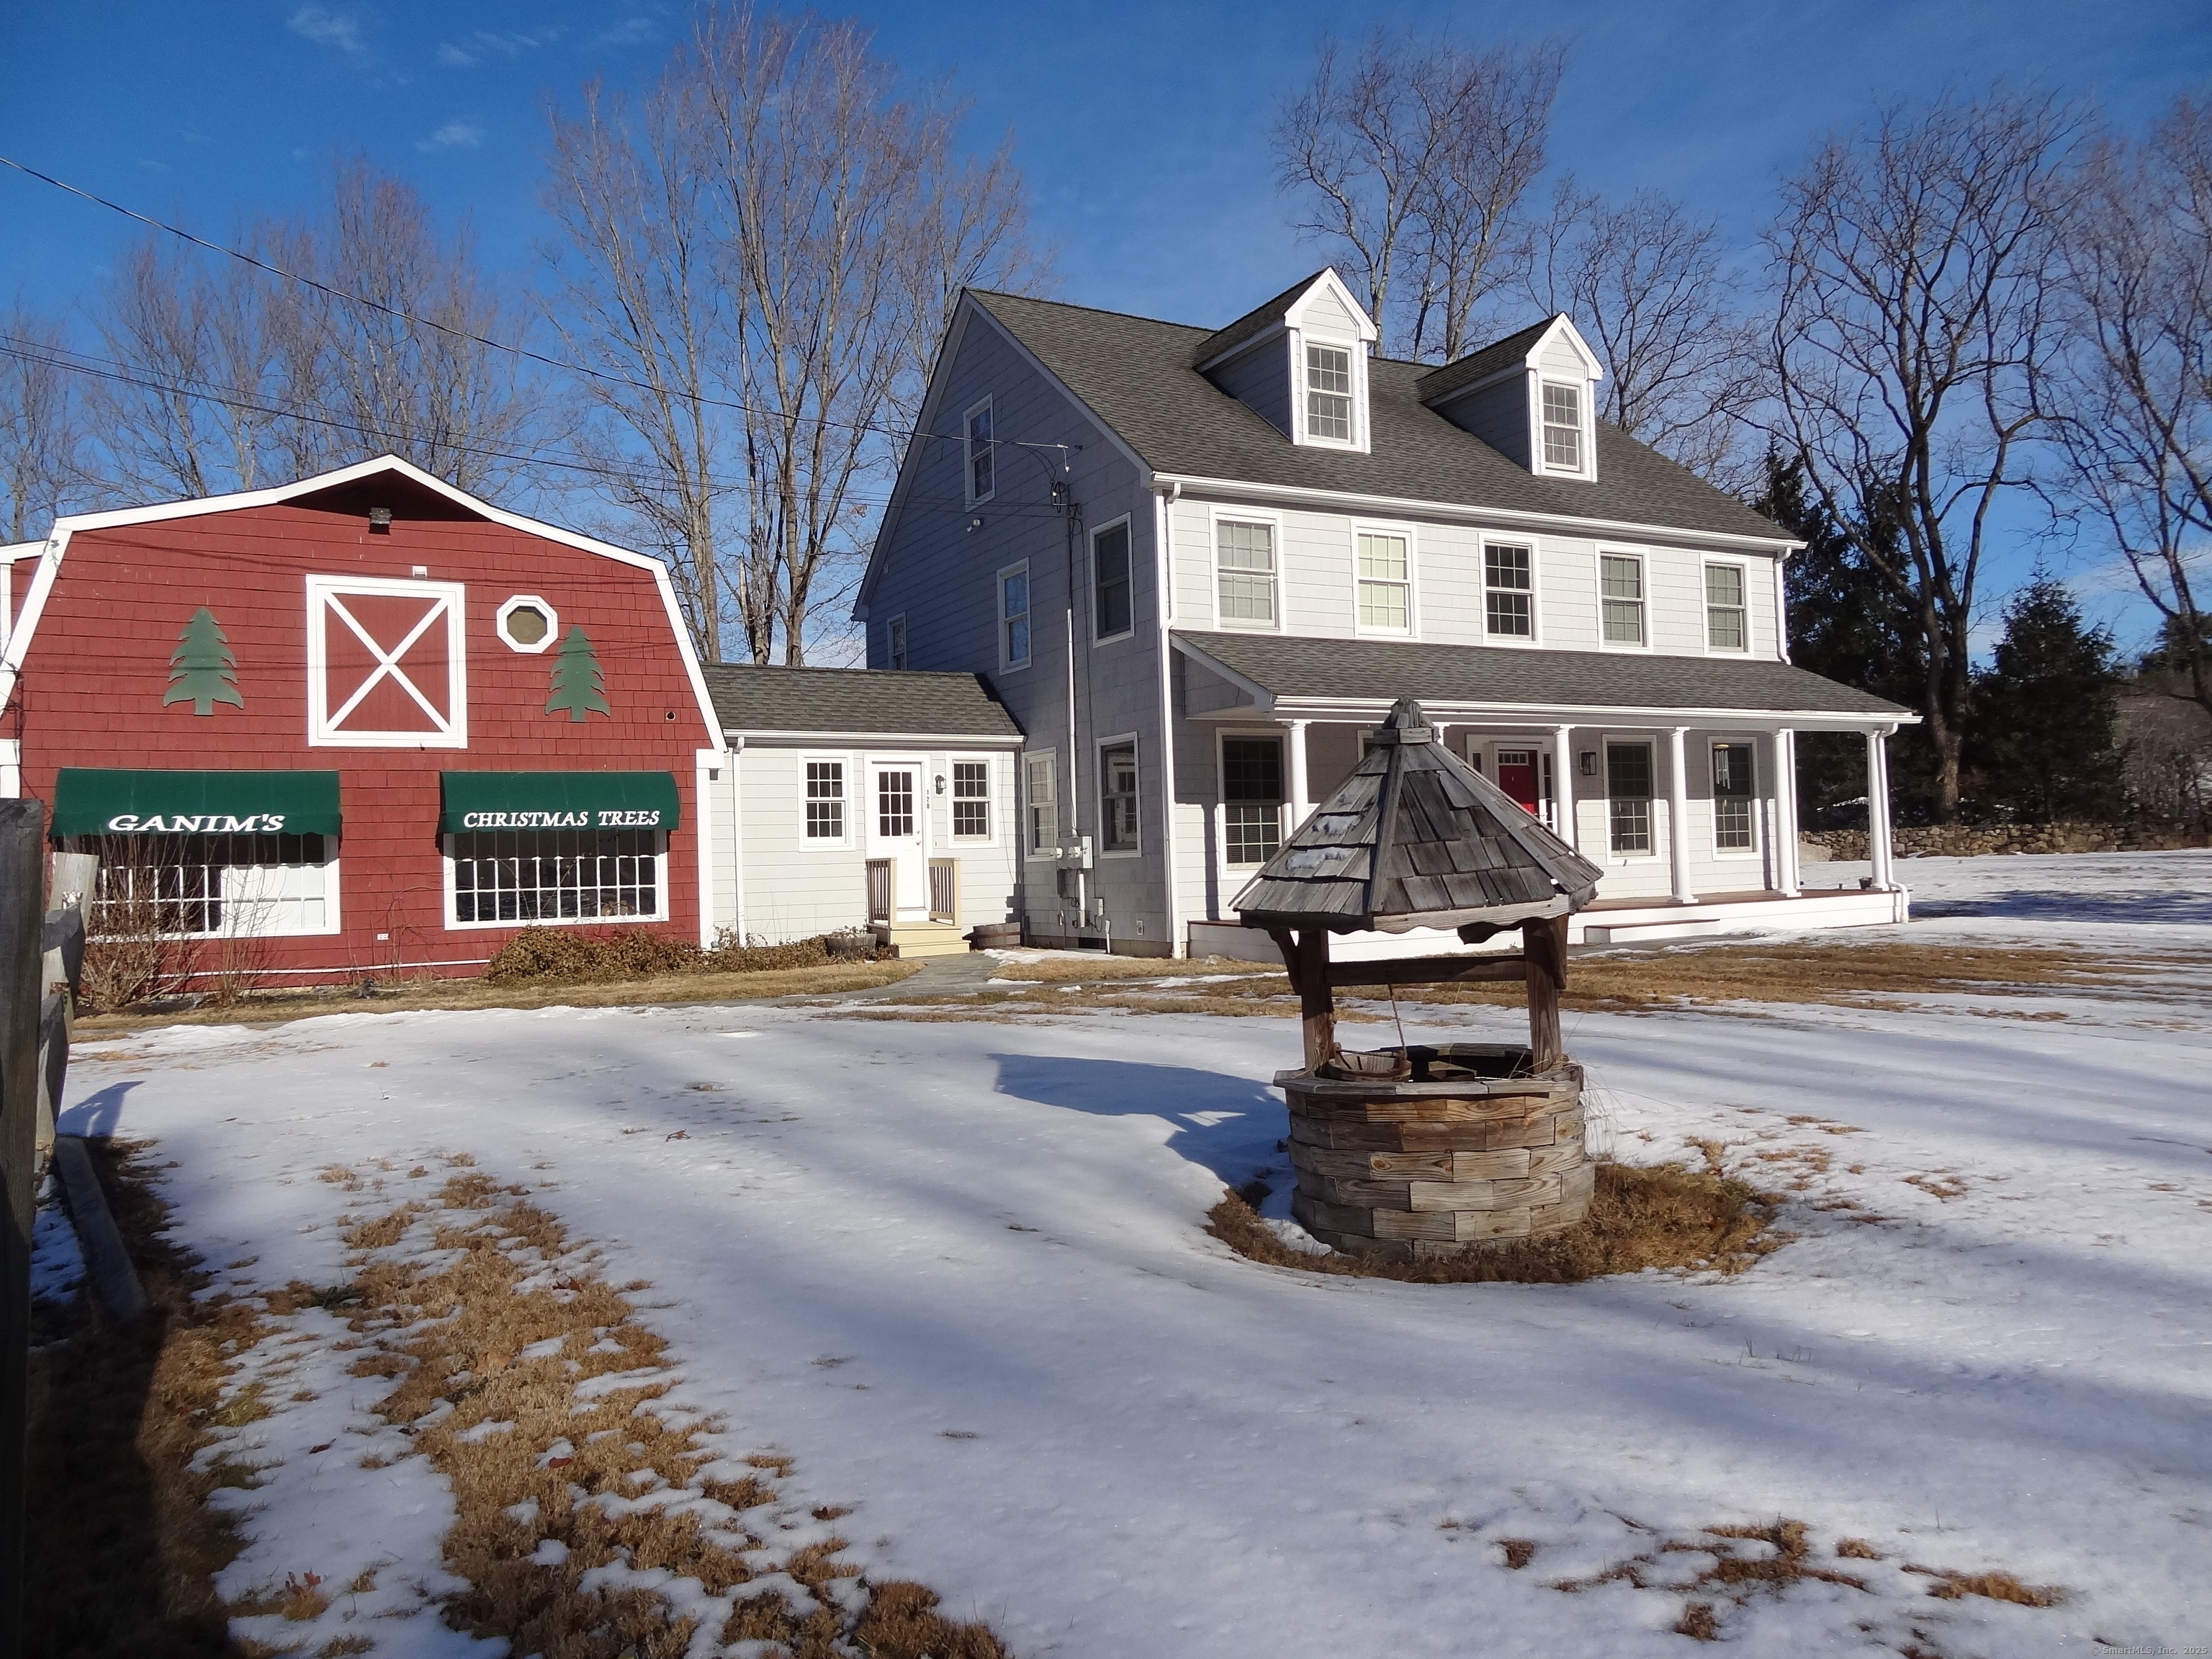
[
  {"xmin": 1100, "ymin": 742, "xmax": 1139, "ymax": 853},
  {"xmin": 496, "ymin": 596, "xmax": 558, "ymax": 654},
  {"xmin": 952, "ymin": 760, "xmax": 991, "ymax": 838}
]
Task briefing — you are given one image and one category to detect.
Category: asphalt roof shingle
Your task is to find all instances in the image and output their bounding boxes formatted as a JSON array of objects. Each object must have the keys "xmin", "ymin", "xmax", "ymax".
[
  {"xmin": 1172, "ymin": 630, "xmax": 1912, "ymax": 719},
  {"xmin": 701, "ymin": 664, "xmax": 1022, "ymax": 737},
  {"xmin": 971, "ymin": 290, "xmax": 1785, "ymax": 544}
]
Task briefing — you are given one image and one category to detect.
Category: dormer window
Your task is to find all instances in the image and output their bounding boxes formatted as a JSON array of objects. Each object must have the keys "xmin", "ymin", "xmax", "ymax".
[
  {"xmin": 1305, "ymin": 345, "xmax": 1354, "ymax": 441},
  {"xmin": 1540, "ymin": 382, "xmax": 1585, "ymax": 471}
]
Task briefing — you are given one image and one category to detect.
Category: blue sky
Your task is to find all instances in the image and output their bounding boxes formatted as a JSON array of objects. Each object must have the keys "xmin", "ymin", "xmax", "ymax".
[{"xmin": 2, "ymin": 0, "xmax": 2206, "ymax": 643}]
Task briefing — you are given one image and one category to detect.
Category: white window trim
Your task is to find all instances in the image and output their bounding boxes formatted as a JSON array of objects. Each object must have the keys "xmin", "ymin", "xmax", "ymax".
[
  {"xmin": 1601, "ymin": 734, "xmax": 1663, "ymax": 865},
  {"xmin": 441, "ymin": 830, "xmax": 671, "ymax": 930},
  {"xmin": 1215, "ymin": 726, "xmax": 1287, "ymax": 871},
  {"xmin": 1478, "ymin": 535, "xmax": 1544, "ymax": 647},
  {"xmin": 1096, "ymin": 731, "xmax": 1143, "ymax": 859},
  {"xmin": 1350, "ymin": 519, "xmax": 1418, "ymax": 639},
  {"xmin": 1707, "ymin": 736, "xmax": 1763, "ymax": 860},
  {"xmin": 1209, "ymin": 507, "xmax": 1285, "ymax": 633},
  {"xmin": 1702, "ymin": 559, "xmax": 1753, "ymax": 656},
  {"xmin": 494, "ymin": 593, "xmax": 559, "ymax": 655},
  {"xmin": 305, "ymin": 573, "xmax": 469, "ymax": 747},
  {"xmin": 1593, "ymin": 547, "xmax": 1653, "ymax": 653},
  {"xmin": 963, "ymin": 395, "xmax": 996, "ymax": 506},
  {"xmin": 1533, "ymin": 375, "xmax": 1596, "ymax": 481},
  {"xmin": 1293, "ymin": 331, "xmax": 1369, "ymax": 453},
  {"xmin": 1022, "ymin": 746, "xmax": 1059, "ymax": 860},
  {"xmin": 799, "ymin": 752, "xmax": 855, "ymax": 850},
  {"xmin": 946, "ymin": 751, "xmax": 998, "ymax": 845},
  {"xmin": 89, "ymin": 840, "xmax": 344, "ymax": 940},
  {"xmin": 1089, "ymin": 514, "xmax": 1136, "ymax": 647},
  {"xmin": 885, "ymin": 613, "xmax": 908, "ymax": 670},
  {"xmin": 997, "ymin": 559, "xmax": 1032, "ymax": 672}
]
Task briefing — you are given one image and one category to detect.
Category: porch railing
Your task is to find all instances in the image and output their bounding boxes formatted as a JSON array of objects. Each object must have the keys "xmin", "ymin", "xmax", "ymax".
[
  {"xmin": 866, "ymin": 858, "xmax": 893, "ymax": 922},
  {"xmin": 927, "ymin": 858, "xmax": 958, "ymax": 923}
]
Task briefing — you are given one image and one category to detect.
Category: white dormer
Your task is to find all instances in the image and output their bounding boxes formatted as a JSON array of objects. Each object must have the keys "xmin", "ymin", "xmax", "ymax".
[
  {"xmin": 1416, "ymin": 314, "xmax": 1604, "ymax": 482},
  {"xmin": 1193, "ymin": 269, "xmax": 1380, "ymax": 454}
]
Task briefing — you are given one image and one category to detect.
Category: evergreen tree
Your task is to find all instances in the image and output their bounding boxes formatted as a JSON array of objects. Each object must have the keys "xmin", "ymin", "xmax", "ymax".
[
  {"xmin": 1973, "ymin": 580, "xmax": 2123, "ymax": 823},
  {"xmin": 1752, "ymin": 454, "xmax": 1934, "ymax": 824},
  {"xmin": 545, "ymin": 625, "xmax": 611, "ymax": 721},
  {"xmin": 162, "ymin": 606, "xmax": 243, "ymax": 715}
]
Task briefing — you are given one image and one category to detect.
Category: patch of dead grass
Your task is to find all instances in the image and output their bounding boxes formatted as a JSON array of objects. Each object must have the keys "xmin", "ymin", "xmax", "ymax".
[
  {"xmin": 76, "ymin": 960, "xmax": 924, "ymax": 1036},
  {"xmin": 1905, "ymin": 1565, "xmax": 2064, "ymax": 1606},
  {"xmin": 1206, "ymin": 1161, "xmax": 1782, "ymax": 1285},
  {"xmin": 327, "ymin": 1169, "xmax": 1005, "ymax": 1658}
]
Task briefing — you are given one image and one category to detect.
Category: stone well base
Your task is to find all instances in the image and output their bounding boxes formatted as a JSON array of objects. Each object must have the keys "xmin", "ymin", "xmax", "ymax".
[{"xmin": 1280, "ymin": 1045, "xmax": 1591, "ymax": 1262}]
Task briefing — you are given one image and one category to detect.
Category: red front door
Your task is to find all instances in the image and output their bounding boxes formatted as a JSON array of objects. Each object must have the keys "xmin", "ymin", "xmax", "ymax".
[{"xmin": 1496, "ymin": 749, "xmax": 1540, "ymax": 815}]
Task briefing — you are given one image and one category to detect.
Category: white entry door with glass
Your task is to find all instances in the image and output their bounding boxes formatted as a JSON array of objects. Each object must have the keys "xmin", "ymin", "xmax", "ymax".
[{"xmin": 867, "ymin": 760, "xmax": 930, "ymax": 922}]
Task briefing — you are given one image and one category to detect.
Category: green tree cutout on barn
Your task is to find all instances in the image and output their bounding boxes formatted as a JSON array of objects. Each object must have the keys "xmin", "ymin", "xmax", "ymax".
[
  {"xmin": 162, "ymin": 606, "xmax": 245, "ymax": 715},
  {"xmin": 546, "ymin": 625, "xmax": 612, "ymax": 721}
]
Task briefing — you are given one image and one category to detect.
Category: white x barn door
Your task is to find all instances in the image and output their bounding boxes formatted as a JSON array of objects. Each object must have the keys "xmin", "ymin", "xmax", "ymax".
[{"xmin": 305, "ymin": 575, "xmax": 469, "ymax": 747}]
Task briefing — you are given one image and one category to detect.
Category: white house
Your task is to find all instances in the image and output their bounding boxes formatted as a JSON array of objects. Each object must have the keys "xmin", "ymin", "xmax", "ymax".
[{"xmin": 855, "ymin": 270, "xmax": 1916, "ymax": 956}]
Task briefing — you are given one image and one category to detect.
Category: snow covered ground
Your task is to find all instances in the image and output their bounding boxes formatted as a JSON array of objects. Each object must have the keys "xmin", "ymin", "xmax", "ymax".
[{"xmin": 56, "ymin": 850, "xmax": 2212, "ymax": 1657}]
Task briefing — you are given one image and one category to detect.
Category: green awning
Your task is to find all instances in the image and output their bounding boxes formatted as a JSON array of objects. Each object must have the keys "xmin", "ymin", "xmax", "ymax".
[
  {"xmin": 54, "ymin": 769, "xmax": 342, "ymax": 837},
  {"xmin": 440, "ymin": 771, "xmax": 681, "ymax": 834}
]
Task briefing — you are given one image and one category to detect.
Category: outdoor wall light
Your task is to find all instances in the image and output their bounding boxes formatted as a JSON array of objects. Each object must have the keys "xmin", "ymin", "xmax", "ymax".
[
  {"xmin": 1580, "ymin": 751, "xmax": 1596, "ymax": 776},
  {"xmin": 933, "ymin": 774, "xmax": 946, "ymax": 794},
  {"xmin": 967, "ymin": 516, "xmax": 984, "ymax": 533},
  {"xmin": 369, "ymin": 506, "xmax": 393, "ymax": 533}
]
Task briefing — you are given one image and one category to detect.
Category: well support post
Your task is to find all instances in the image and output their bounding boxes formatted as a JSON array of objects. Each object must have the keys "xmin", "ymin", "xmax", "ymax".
[{"xmin": 1522, "ymin": 913, "xmax": 1568, "ymax": 1071}]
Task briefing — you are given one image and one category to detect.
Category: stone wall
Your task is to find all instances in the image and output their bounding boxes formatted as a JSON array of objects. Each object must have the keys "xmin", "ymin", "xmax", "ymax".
[{"xmin": 1805, "ymin": 823, "xmax": 2211, "ymax": 861}]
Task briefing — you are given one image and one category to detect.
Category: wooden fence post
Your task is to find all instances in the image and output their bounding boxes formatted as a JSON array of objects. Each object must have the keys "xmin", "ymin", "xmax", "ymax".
[{"xmin": 0, "ymin": 798, "xmax": 49, "ymax": 1655}]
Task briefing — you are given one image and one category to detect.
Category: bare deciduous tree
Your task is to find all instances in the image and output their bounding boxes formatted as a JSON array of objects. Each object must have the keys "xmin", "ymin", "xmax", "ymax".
[
  {"xmin": 2052, "ymin": 96, "xmax": 2212, "ymax": 720},
  {"xmin": 0, "ymin": 302, "xmax": 86, "ymax": 542},
  {"xmin": 545, "ymin": 4, "xmax": 1045, "ymax": 665},
  {"xmin": 86, "ymin": 161, "xmax": 541, "ymax": 503},
  {"xmin": 1762, "ymin": 89, "xmax": 2087, "ymax": 822},
  {"xmin": 1520, "ymin": 181, "xmax": 1754, "ymax": 482},
  {"xmin": 1274, "ymin": 32, "xmax": 1564, "ymax": 361}
]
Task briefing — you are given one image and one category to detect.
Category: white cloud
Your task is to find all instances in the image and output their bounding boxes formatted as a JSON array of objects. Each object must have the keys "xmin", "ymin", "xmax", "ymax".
[
  {"xmin": 416, "ymin": 121, "xmax": 485, "ymax": 152},
  {"xmin": 288, "ymin": 6, "xmax": 361, "ymax": 50},
  {"xmin": 436, "ymin": 27, "xmax": 556, "ymax": 67},
  {"xmin": 595, "ymin": 17, "xmax": 657, "ymax": 46},
  {"xmin": 436, "ymin": 42, "xmax": 475, "ymax": 67}
]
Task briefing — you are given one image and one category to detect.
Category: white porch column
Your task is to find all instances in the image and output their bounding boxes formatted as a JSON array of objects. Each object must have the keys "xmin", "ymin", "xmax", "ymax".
[
  {"xmin": 1667, "ymin": 726, "xmax": 1696, "ymax": 904},
  {"xmin": 1552, "ymin": 724, "xmax": 1576, "ymax": 848},
  {"xmin": 1773, "ymin": 729, "xmax": 1802, "ymax": 897},
  {"xmin": 1866, "ymin": 729, "xmax": 1897, "ymax": 891},
  {"xmin": 1285, "ymin": 719, "xmax": 1313, "ymax": 834}
]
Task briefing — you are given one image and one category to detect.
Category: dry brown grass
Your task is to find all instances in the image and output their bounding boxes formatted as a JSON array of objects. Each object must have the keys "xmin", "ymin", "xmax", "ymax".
[
  {"xmin": 24, "ymin": 1139, "xmax": 264, "ymax": 1658},
  {"xmin": 1390, "ymin": 939, "xmax": 2212, "ymax": 1015},
  {"xmin": 1906, "ymin": 1566, "xmax": 2065, "ymax": 1606},
  {"xmin": 76, "ymin": 959, "xmax": 922, "ymax": 1035},
  {"xmin": 321, "ymin": 1168, "xmax": 1004, "ymax": 1659},
  {"xmin": 1206, "ymin": 1160, "xmax": 1781, "ymax": 1285}
]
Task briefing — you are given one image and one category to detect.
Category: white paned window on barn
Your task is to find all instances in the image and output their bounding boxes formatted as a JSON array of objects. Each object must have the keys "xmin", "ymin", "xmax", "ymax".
[
  {"xmin": 450, "ymin": 830, "xmax": 663, "ymax": 925},
  {"xmin": 91, "ymin": 834, "xmax": 337, "ymax": 940}
]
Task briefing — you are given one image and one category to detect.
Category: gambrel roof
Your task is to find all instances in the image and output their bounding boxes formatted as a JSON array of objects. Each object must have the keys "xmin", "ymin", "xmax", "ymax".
[{"xmin": 968, "ymin": 291, "xmax": 1784, "ymax": 545}]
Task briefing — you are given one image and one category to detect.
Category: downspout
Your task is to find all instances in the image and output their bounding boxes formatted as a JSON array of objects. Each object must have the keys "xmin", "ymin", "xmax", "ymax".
[
  {"xmin": 1153, "ymin": 482, "xmax": 1182, "ymax": 955},
  {"xmin": 1061, "ymin": 472, "xmax": 1084, "ymax": 935}
]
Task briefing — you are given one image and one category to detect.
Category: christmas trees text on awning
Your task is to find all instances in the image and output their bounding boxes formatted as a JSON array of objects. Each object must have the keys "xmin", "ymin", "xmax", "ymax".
[
  {"xmin": 439, "ymin": 772, "xmax": 681, "ymax": 833},
  {"xmin": 53, "ymin": 770, "xmax": 343, "ymax": 836}
]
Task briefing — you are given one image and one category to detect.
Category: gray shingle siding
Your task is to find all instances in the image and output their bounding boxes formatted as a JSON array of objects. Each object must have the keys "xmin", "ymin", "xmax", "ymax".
[
  {"xmin": 1172, "ymin": 630, "xmax": 1912, "ymax": 719},
  {"xmin": 970, "ymin": 291, "xmax": 1787, "ymax": 545}
]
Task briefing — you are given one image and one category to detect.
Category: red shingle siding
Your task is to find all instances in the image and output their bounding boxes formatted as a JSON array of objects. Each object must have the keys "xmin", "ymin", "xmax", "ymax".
[{"xmin": 14, "ymin": 494, "xmax": 716, "ymax": 980}]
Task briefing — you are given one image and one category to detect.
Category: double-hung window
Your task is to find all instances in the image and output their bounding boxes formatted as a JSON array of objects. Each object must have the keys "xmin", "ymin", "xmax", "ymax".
[
  {"xmin": 1541, "ymin": 382, "xmax": 1584, "ymax": 472},
  {"xmin": 1705, "ymin": 563, "xmax": 1748, "ymax": 652},
  {"xmin": 951, "ymin": 760, "xmax": 991, "ymax": 840},
  {"xmin": 804, "ymin": 760, "xmax": 846, "ymax": 841},
  {"xmin": 1216, "ymin": 520, "xmax": 1277, "ymax": 627},
  {"xmin": 1600, "ymin": 554, "xmax": 1646, "ymax": 646},
  {"xmin": 1093, "ymin": 521, "xmax": 1132, "ymax": 640},
  {"xmin": 1484, "ymin": 543, "xmax": 1534, "ymax": 639},
  {"xmin": 1606, "ymin": 742, "xmax": 1654, "ymax": 856},
  {"xmin": 1712, "ymin": 743, "xmax": 1755, "ymax": 852},
  {"xmin": 1356, "ymin": 531, "xmax": 1410, "ymax": 632},
  {"xmin": 1100, "ymin": 742, "xmax": 1139, "ymax": 853},
  {"xmin": 1305, "ymin": 343, "xmax": 1354, "ymax": 441},
  {"xmin": 886, "ymin": 616, "xmax": 907, "ymax": 670},
  {"xmin": 965, "ymin": 400, "xmax": 994, "ymax": 501},
  {"xmin": 1221, "ymin": 736, "xmax": 1285, "ymax": 866},
  {"xmin": 1023, "ymin": 752, "xmax": 1058, "ymax": 856},
  {"xmin": 999, "ymin": 563, "xmax": 1030, "ymax": 669}
]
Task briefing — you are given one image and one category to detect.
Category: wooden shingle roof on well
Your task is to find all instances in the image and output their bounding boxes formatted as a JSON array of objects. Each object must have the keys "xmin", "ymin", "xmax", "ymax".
[
  {"xmin": 969, "ymin": 290, "xmax": 1786, "ymax": 544},
  {"xmin": 1174, "ymin": 630, "xmax": 1914, "ymax": 719},
  {"xmin": 1233, "ymin": 698, "xmax": 1604, "ymax": 934},
  {"xmin": 702, "ymin": 664, "xmax": 1022, "ymax": 738}
]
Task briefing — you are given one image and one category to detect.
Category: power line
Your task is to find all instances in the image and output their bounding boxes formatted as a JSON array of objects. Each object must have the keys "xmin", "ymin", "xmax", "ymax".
[
  {"xmin": 0, "ymin": 152, "xmax": 1078, "ymax": 465},
  {"xmin": 0, "ymin": 334, "xmax": 1066, "ymax": 522}
]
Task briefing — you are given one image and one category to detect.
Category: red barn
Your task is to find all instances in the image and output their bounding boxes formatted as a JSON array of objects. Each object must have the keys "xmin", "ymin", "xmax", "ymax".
[{"xmin": 0, "ymin": 455, "xmax": 722, "ymax": 987}]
